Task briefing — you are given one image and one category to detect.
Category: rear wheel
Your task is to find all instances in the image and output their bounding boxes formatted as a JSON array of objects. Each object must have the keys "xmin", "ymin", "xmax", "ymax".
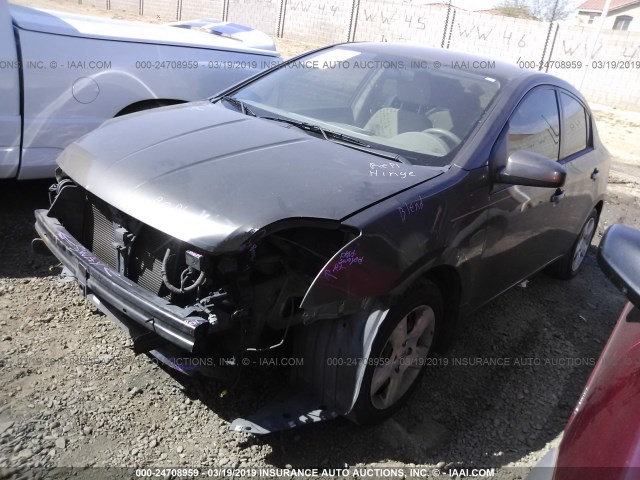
[
  {"xmin": 547, "ymin": 208, "xmax": 599, "ymax": 280},
  {"xmin": 348, "ymin": 280, "xmax": 442, "ymax": 425}
]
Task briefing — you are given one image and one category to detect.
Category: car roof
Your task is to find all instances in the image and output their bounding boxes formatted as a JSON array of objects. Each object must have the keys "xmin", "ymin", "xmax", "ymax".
[{"xmin": 328, "ymin": 42, "xmax": 577, "ymax": 95}]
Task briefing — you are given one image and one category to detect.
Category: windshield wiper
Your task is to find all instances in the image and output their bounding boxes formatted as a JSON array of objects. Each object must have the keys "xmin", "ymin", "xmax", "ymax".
[
  {"xmin": 260, "ymin": 117, "xmax": 369, "ymax": 146},
  {"xmin": 261, "ymin": 116, "xmax": 406, "ymax": 163},
  {"xmin": 220, "ymin": 96, "xmax": 255, "ymax": 117},
  {"xmin": 337, "ymin": 142, "xmax": 408, "ymax": 163},
  {"xmin": 324, "ymin": 130, "xmax": 372, "ymax": 148},
  {"xmin": 260, "ymin": 116, "xmax": 325, "ymax": 134}
]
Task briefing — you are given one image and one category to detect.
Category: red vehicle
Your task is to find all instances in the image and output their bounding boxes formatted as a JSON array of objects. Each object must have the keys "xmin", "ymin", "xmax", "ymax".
[{"xmin": 530, "ymin": 223, "xmax": 640, "ymax": 480}]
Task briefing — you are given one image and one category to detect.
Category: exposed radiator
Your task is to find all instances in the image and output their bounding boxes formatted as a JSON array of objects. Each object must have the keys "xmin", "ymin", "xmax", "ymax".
[
  {"xmin": 84, "ymin": 199, "xmax": 117, "ymax": 270},
  {"xmin": 129, "ymin": 227, "xmax": 172, "ymax": 296},
  {"xmin": 82, "ymin": 196, "xmax": 171, "ymax": 297}
]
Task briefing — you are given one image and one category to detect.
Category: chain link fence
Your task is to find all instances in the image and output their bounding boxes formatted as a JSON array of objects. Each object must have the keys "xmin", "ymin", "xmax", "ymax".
[{"xmin": 87, "ymin": 0, "xmax": 640, "ymax": 110}]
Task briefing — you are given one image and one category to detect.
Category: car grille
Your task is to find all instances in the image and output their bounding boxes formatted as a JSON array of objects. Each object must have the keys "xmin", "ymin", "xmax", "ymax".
[{"xmin": 82, "ymin": 196, "xmax": 172, "ymax": 297}]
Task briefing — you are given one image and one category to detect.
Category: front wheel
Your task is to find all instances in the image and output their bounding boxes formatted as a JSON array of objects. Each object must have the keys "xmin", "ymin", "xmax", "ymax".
[
  {"xmin": 547, "ymin": 208, "xmax": 599, "ymax": 280},
  {"xmin": 348, "ymin": 280, "xmax": 442, "ymax": 425}
]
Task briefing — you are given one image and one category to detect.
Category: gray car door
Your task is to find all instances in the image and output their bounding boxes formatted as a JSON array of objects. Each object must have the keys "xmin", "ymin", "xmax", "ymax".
[
  {"xmin": 478, "ymin": 86, "xmax": 568, "ymax": 302},
  {"xmin": 556, "ymin": 91, "xmax": 602, "ymax": 239}
]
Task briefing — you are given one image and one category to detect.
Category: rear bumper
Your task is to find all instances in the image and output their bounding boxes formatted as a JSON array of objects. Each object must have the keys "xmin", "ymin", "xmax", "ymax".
[{"xmin": 34, "ymin": 209, "xmax": 210, "ymax": 352}]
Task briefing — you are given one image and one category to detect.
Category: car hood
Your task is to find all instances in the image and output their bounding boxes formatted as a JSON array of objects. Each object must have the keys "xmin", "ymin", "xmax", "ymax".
[
  {"xmin": 10, "ymin": 5, "xmax": 279, "ymax": 56},
  {"xmin": 57, "ymin": 101, "xmax": 443, "ymax": 253}
]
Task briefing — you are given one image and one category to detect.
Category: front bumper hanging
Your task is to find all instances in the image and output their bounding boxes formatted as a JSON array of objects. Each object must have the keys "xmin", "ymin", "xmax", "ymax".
[{"xmin": 34, "ymin": 209, "xmax": 210, "ymax": 353}]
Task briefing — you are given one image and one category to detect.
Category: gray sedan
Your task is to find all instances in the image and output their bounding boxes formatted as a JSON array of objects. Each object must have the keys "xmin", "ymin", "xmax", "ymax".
[{"xmin": 34, "ymin": 43, "xmax": 609, "ymax": 433}]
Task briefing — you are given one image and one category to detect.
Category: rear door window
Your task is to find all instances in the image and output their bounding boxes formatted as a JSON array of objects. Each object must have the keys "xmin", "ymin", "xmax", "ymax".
[{"xmin": 560, "ymin": 92, "xmax": 589, "ymax": 158}]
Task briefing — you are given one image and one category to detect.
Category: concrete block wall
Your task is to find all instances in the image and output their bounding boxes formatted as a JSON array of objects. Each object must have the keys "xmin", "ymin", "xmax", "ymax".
[
  {"xmin": 447, "ymin": 11, "xmax": 550, "ymax": 64},
  {"xmin": 280, "ymin": 0, "xmax": 352, "ymax": 44},
  {"xmin": 78, "ymin": 0, "xmax": 640, "ymax": 110},
  {"xmin": 104, "ymin": 0, "xmax": 223, "ymax": 21},
  {"xmin": 78, "ymin": 0, "xmax": 110, "ymax": 11},
  {"xmin": 180, "ymin": 0, "xmax": 225, "ymax": 21},
  {"xmin": 141, "ymin": 0, "xmax": 179, "ymax": 21},
  {"xmin": 109, "ymin": 0, "xmax": 141, "ymax": 16},
  {"xmin": 225, "ymin": 0, "xmax": 279, "ymax": 36},
  {"xmin": 548, "ymin": 26, "xmax": 640, "ymax": 109},
  {"xmin": 352, "ymin": 0, "xmax": 448, "ymax": 46}
]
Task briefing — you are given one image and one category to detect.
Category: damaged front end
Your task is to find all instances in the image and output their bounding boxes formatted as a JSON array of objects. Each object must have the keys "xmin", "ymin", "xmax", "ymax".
[{"xmin": 35, "ymin": 172, "xmax": 380, "ymax": 430}]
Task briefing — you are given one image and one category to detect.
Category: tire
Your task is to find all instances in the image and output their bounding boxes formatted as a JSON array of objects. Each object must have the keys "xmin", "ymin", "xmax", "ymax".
[
  {"xmin": 347, "ymin": 280, "xmax": 443, "ymax": 425},
  {"xmin": 547, "ymin": 208, "xmax": 599, "ymax": 280}
]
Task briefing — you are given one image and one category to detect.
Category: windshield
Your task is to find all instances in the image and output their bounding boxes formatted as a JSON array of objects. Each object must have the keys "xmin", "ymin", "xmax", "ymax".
[{"xmin": 227, "ymin": 46, "xmax": 501, "ymax": 166}]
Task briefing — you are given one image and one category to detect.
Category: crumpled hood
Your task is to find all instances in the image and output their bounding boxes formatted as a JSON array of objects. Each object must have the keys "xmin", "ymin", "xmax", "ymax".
[
  {"xmin": 10, "ymin": 5, "xmax": 279, "ymax": 56},
  {"xmin": 58, "ymin": 101, "xmax": 443, "ymax": 252}
]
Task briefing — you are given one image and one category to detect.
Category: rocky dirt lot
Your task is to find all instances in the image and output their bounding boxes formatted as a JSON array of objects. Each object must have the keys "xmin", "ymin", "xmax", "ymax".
[
  {"xmin": 1, "ymin": 119, "xmax": 639, "ymax": 480},
  {"xmin": 3, "ymin": 1, "xmax": 640, "ymax": 478}
]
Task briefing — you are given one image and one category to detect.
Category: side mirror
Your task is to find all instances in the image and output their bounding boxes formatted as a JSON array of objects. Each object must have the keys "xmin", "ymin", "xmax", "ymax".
[
  {"xmin": 598, "ymin": 224, "xmax": 640, "ymax": 307},
  {"xmin": 496, "ymin": 150, "xmax": 566, "ymax": 188}
]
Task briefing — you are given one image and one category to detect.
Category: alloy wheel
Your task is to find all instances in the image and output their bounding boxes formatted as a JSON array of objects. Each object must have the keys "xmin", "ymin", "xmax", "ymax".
[
  {"xmin": 370, "ymin": 305, "xmax": 435, "ymax": 410},
  {"xmin": 572, "ymin": 217, "xmax": 596, "ymax": 272}
]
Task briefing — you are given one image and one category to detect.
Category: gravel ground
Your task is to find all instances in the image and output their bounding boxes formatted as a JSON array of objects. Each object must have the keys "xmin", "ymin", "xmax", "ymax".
[
  {"xmin": 1, "ymin": 115, "xmax": 639, "ymax": 479},
  {"xmin": 2, "ymin": 2, "xmax": 640, "ymax": 477}
]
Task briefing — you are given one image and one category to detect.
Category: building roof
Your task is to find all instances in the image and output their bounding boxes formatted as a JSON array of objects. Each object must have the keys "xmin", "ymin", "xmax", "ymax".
[{"xmin": 578, "ymin": 0, "xmax": 640, "ymax": 13}]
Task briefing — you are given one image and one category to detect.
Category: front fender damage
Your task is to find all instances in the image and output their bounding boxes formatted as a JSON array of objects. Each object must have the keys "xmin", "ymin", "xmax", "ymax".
[
  {"xmin": 228, "ymin": 221, "xmax": 425, "ymax": 433},
  {"xmin": 230, "ymin": 300, "xmax": 389, "ymax": 434},
  {"xmin": 300, "ymin": 232, "xmax": 411, "ymax": 320},
  {"xmin": 41, "ymin": 176, "xmax": 400, "ymax": 434}
]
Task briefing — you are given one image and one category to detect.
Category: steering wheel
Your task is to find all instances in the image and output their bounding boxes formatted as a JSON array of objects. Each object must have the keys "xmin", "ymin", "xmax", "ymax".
[{"xmin": 422, "ymin": 128, "xmax": 462, "ymax": 148}]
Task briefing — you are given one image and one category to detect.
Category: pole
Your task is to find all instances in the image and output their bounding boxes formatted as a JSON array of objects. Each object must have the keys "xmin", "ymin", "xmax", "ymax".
[{"xmin": 441, "ymin": 0, "xmax": 452, "ymax": 48}]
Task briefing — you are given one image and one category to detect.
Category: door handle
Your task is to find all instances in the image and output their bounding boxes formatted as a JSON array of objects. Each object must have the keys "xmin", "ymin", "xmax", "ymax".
[
  {"xmin": 551, "ymin": 188, "xmax": 565, "ymax": 205},
  {"xmin": 591, "ymin": 168, "xmax": 600, "ymax": 181}
]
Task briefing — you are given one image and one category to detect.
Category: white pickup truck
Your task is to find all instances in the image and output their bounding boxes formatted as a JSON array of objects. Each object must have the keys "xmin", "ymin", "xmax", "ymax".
[{"xmin": 0, "ymin": 0, "xmax": 281, "ymax": 179}]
